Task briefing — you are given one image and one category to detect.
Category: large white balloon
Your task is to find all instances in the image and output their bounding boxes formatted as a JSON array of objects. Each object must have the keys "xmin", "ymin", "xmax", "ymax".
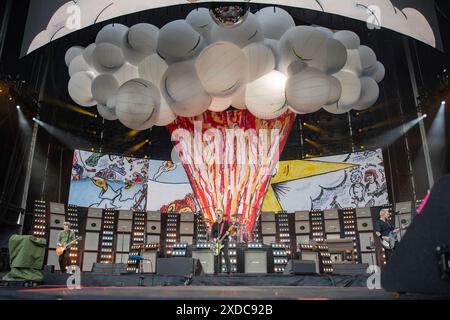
[
  {"xmin": 124, "ymin": 24, "xmax": 159, "ymax": 65},
  {"xmin": 363, "ymin": 61, "xmax": 385, "ymax": 83},
  {"xmin": 97, "ymin": 104, "xmax": 118, "ymax": 121},
  {"xmin": 323, "ymin": 102, "xmax": 352, "ymax": 114},
  {"xmin": 286, "ymin": 60, "xmax": 308, "ymax": 77},
  {"xmin": 333, "ymin": 70, "xmax": 362, "ymax": 108},
  {"xmin": 186, "ymin": 8, "xmax": 214, "ymax": 39},
  {"xmin": 138, "ymin": 54, "xmax": 168, "ymax": 87},
  {"xmin": 343, "ymin": 49, "xmax": 363, "ymax": 76},
  {"xmin": 96, "ymin": 23, "xmax": 128, "ymax": 47},
  {"xmin": 209, "ymin": 12, "xmax": 264, "ymax": 48},
  {"xmin": 243, "ymin": 42, "xmax": 275, "ymax": 82},
  {"xmin": 113, "ymin": 63, "xmax": 140, "ymax": 86},
  {"xmin": 352, "ymin": 77, "xmax": 380, "ymax": 110},
  {"xmin": 83, "ymin": 44, "xmax": 96, "ymax": 67},
  {"xmin": 286, "ymin": 67, "xmax": 331, "ymax": 114},
  {"xmin": 314, "ymin": 26, "xmax": 334, "ymax": 39},
  {"xmin": 65, "ymin": 46, "xmax": 84, "ymax": 67},
  {"xmin": 256, "ymin": 7, "xmax": 295, "ymax": 40},
  {"xmin": 196, "ymin": 42, "xmax": 248, "ymax": 97},
  {"xmin": 209, "ymin": 96, "xmax": 233, "ymax": 112},
  {"xmin": 115, "ymin": 79, "xmax": 160, "ymax": 129},
  {"xmin": 327, "ymin": 76, "xmax": 342, "ymax": 105},
  {"xmin": 91, "ymin": 74, "xmax": 119, "ymax": 105},
  {"xmin": 68, "ymin": 71, "xmax": 97, "ymax": 107},
  {"xmin": 231, "ymin": 86, "xmax": 247, "ymax": 110},
  {"xmin": 246, "ymin": 70, "xmax": 287, "ymax": 119},
  {"xmin": 358, "ymin": 45, "xmax": 377, "ymax": 71},
  {"xmin": 264, "ymin": 39, "xmax": 280, "ymax": 59},
  {"xmin": 157, "ymin": 20, "xmax": 205, "ymax": 63},
  {"xmin": 334, "ymin": 30, "xmax": 361, "ymax": 49},
  {"xmin": 93, "ymin": 24, "xmax": 128, "ymax": 73},
  {"xmin": 152, "ymin": 97, "xmax": 177, "ymax": 127},
  {"xmin": 311, "ymin": 38, "xmax": 347, "ymax": 74},
  {"xmin": 68, "ymin": 55, "xmax": 92, "ymax": 77},
  {"xmin": 161, "ymin": 60, "xmax": 212, "ymax": 117}
]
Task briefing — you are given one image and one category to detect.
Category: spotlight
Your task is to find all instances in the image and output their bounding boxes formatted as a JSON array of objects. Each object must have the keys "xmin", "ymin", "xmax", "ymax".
[
  {"xmin": 16, "ymin": 105, "xmax": 20, "ymax": 110},
  {"xmin": 32, "ymin": 117, "xmax": 37, "ymax": 121},
  {"xmin": 423, "ymin": 114, "xmax": 428, "ymax": 118},
  {"xmin": 442, "ymin": 101, "xmax": 446, "ymax": 106}
]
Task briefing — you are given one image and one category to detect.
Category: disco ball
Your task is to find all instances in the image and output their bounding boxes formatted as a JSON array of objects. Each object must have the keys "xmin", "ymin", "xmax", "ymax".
[{"xmin": 209, "ymin": 3, "xmax": 250, "ymax": 28}]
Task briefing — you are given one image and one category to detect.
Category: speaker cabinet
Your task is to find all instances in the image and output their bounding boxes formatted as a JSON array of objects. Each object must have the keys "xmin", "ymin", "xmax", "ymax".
[
  {"xmin": 326, "ymin": 233, "xmax": 341, "ymax": 240},
  {"xmin": 359, "ymin": 232, "xmax": 375, "ymax": 252},
  {"xmin": 262, "ymin": 236, "xmax": 276, "ymax": 245},
  {"xmin": 180, "ymin": 236, "xmax": 193, "ymax": 245},
  {"xmin": 283, "ymin": 260, "xmax": 317, "ymax": 275},
  {"xmin": 87, "ymin": 208, "xmax": 103, "ymax": 218},
  {"xmin": 84, "ymin": 232, "xmax": 100, "ymax": 251},
  {"xmin": 141, "ymin": 251, "xmax": 158, "ymax": 273},
  {"xmin": 244, "ymin": 251, "xmax": 267, "ymax": 273},
  {"xmin": 395, "ymin": 201, "xmax": 412, "ymax": 214},
  {"xmin": 146, "ymin": 235, "xmax": 160, "ymax": 244},
  {"xmin": 180, "ymin": 214, "xmax": 195, "ymax": 222},
  {"xmin": 356, "ymin": 207, "xmax": 371, "ymax": 218},
  {"xmin": 49, "ymin": 202, "xmax": 65, "ymax": 214},
  {"xmin": 295, "ymin": 221, "xmax": 310, "ymax": 234},
  {"xmin": 50, "ymin": 214, "xmax": 65, "ymax": 229},
  {"xmin": 116, "ymin": 234, "xmax": 131, "ymax": 252},
  {"xmin": 261, "ymin": 212, "xmax": 276, "ymax": 222},
  {"xmin": 156, "ymin": 258, "xmax": 203, "ymax": 276},
  {"xmin": 180, "ymin": 222, "xmax": 194, "ymax": 235},
  {"xmin": 119, "ymin": 210, "xmax": 133, "ymax": 220},
  {"xmin": 324, "ymin": 209, "xmax": 339, "ymax": 220},
  {"xmin": 325, "ymin": 219, "xmax": 340, "ymax": 233},
  {"xmin": 86, "ymin": 218, "xmax": 102, "ymax": 231},
  {"xmin": 82, "ymin": 252, "xmax": 98, "ymax": 271},
  {"xmin": 300, "ymin": 252, "xmax": 320, "ymax": 274},
  {"xmin": 191, "ymin": 250, "xmax": 215, "ymax": 274},
  {"xmin": 396, "ymin": 213, "xmax": 412, "ymax": 229},
  {"xmin": 48, "ymin": 229, "xmax": 61, "ymax": 249},
  {"xmin": 147, "ymin": 211, "xmax": 161, "ymax": 221},
  {"xmin": 146, "ymin": 221, "xmax": 161, "ymax": 234},
  {"xmin": 261, "ymin": 222, "xmax": 276, "ymax": 235},
  {"xmin": 47, "ymin": 249, "xmax": 60, "ymax": 270},
  {"xmin": 296, "ymin": 235, "xmax": 310, "ymax": 245},
  {"xmin": 115, "ymin": 253, "xmax": 129, "ymax": 264},
  {"xmin": 117, "ymin": 220, "xmax": 132, "ymax": 233},
  {"xmin": 295, "ymin": 211, "xmax": 309, "ymax": 221},
  {"xmin": 357, "ymin": 218, "xmax": 374, "ymax": 232}
]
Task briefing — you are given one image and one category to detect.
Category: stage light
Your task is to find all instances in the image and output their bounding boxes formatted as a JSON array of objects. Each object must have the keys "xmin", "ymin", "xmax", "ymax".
[
  {"xmin": 423, "ymin": 114, "xmax": 428, "ymax": 118},
  {"xmin": 32, "ymin": 117, "xmax": 37, "ymax": 121},
  {"xmin": 16, "ymin": 105, "xmax": 20, "ymax": 110},
  {"xmin": 442, "ymin": 101, "xmax": 446, "ymax": 106}
]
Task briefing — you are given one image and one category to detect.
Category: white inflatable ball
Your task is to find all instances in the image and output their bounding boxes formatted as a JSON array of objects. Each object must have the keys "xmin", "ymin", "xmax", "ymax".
[
  {"xmin": 107, "ymin": 96, "xmax": 117, "ymax": 109},
  {"xmin": 68, "ymin": 71, "xmax": 97, "ymax": 107},
  {"xmin": 264, "ymin": 39, "xmax": 280, "ymax": 59},
  {"xmin": 69, "ymin": 55, "xmax": 92, "ymax": 77},
  {"xmin": 231, "ymin": 86, "xmax": 247, "ymax": 110},
  {"xmin": 196, "ymin": 42, "xmax": 248, "ymax": 97},
  {"xmin": 161, "ymin": 60, "xmax": 212, "ymax": 117},
  {"xmin": 363, "ymin": 61, "xmax": 385, "ymax": 83},
  {"xmin": 91, "ymin": 74, "xmax": 119, "ymax": 105},
  {"xmin": 255, "ymin": 7, "xmax": 295, "ymax": 40},
  {"xmin": 352, "ymin": 77, "xmax": 379, "ymax": 111},
  {"xmin": 97, "ymin": 104, "xmax": 118, "ymax": 121},
  {"xmin": 343, "ymin": 49, "xmax": 363, "ymax": 76},
  {"xmin": 157, "ymin": 20, "xmax": 205, "ymax": 62},
  {"xmin": 209, "ymin": 96, "xmax": 233, "ymax": 112},
  {"xmin": 209, "ymin": 12, "xmax": 264, "ymax": 48},
  {"xmin": 152, "ymin": 97, "xmax": 177, "ymax": 126},
  {"xmin": 311, "ymin": 38, "xmax": 347, "ymax": 74},
  {"xmin": 286, "ymin": 67, "xmax": 331, "ymax": 114},
  {"xmin": 127, "ymin": 23, "xmax": 159, "ymax": 55},
  {"xmin": 327, "ymin": 76, "xmax": 342, "ymax": 105},
  {"xmin": 92, "ymin": 43, "xmax": 126, "ymax": 73},
  {"xmin": 113, "ymin": 63, "xmax": 140, "ymax": 86},
  {"xmin": 278, "ymin": 26, "xmax": 328, "ymax": 74},
  {"xmin": 358, "ymin": 45, "xmax": 377, "ymax": 71},
  {"xmin": 243, "ymin": 42, "xmax": 275, "ymax": 82},
  {"xmin": 95, "ymin": 23, "xmax": 128, "ymax": 47},
  {"xmin": 115, "ymin": 79, "xmax": 160, "ymax": 129},
  {"xmin": 286, "ymin": 60, "xmax": 307, "ymax": 77},
  {"xmin": 334, "ymin": 30, "xmax": 360, "ymax": 49},
  {"xmin": 83, "ymin": 44, "xmax": 96, "ymax": 67},
  {"xmin": 138, "ymin": 54, "xmax": 168, "ymax": 87},
  {"xmin": 323, "ymin": 102, "xmax": 352, "ymax": 114},
  {"xmin": 246, "ymin": 70, "xmax": 287, "ymax": 119},
  {"xmin": 186, "ymin": 8, "xmax": 214, "ymax": 39},
  {"xmin": 65, "ymin": 46, "xmax": 84, "ymax": 67},
  {"xmin": 315, "ymin": 26, "xmax": 334, "ymax": 38},
  {"xmin": 333, "ymin": 70, "xmax": 362, "ymax": 108}
]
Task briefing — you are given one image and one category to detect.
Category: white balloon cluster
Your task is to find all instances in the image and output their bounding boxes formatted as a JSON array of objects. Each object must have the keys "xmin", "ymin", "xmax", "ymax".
[{"xmin": 65, "ymin": 7, "xmax": 385, "ymax": 129}]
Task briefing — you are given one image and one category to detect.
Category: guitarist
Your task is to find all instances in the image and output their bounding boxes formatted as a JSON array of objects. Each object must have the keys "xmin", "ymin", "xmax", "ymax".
[
  {"xmin": 374, "ymin": 209, "xmax": 399, "ymax": 260},
  {"xmin": 211, "ymin": 209, "xmax": 231, "ymax": 275},
  {"xmin": 57, "ymin": 222, "xmax": 76, "ymax": 272}
]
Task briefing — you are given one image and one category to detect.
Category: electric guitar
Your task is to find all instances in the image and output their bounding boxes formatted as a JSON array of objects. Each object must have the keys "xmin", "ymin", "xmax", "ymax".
[
  {"xmin": 56, "ymin": 236, "xmax": 82, "ymax": 256},
  {"xmin": 211, "ymin": 223, "xmax": 237, "ymax": 256},
  {"xmin": 380, "ymin": 230, "xmax": 401, "ymax": 250}
]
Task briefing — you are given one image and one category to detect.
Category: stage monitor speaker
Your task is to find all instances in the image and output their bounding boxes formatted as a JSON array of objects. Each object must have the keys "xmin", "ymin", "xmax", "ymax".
[
  {"xmin": 156, "ymin": 258, "xmax": 203, "ymax": 276},
  {"xmin": 191, "ymin": 250, "xmax": 215, "ymax": 274},
  {"xmin": 244, "ymin": 251, "xmax": 267, "ymax": 273},
  {"xmin": 381, "ymin": 175, "xmax": 450, "ymax": 295},
  {"xmin": 283, "ymin": 260, "xmax": 317, "ymax": 275}
]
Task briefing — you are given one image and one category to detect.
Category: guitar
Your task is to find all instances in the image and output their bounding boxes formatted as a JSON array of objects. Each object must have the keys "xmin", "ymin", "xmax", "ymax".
[
  {"xmin": 380, "ymin": 230, "xmax": 401, "ymax": 250},
  {"xmin": 211, "ymin": 223, "xmax": 237, "ymax": 256},
  {"xmin": 56, "ymin": 236, "xmax": 82, "ymax": 256}
]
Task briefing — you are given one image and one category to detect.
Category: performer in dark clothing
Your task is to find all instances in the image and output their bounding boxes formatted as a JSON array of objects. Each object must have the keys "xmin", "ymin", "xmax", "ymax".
[
  {"xmin": 374, "ymin": 208, "xmax": 399, "ymax": 261},
  {"xmin": 211, "ymin": 209, "xmax": 232, "ymax": 275}
]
